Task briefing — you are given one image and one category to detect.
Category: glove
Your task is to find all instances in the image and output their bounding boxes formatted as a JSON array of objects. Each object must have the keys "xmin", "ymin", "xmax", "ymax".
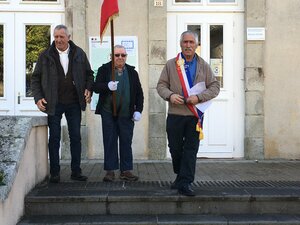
[
  {"xmin": 132, "ymin": 111, "xmax": 142, "ymax": 121},
  {"xmin": 108, "ymin": 81, "xmax": 119, "ymax": 91}
]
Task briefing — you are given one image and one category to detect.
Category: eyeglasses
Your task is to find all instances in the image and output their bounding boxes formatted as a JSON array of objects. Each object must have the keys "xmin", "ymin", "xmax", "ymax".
[{"xmin": 114, "ymin": 54, "xmax": 127, "ymax": 58}]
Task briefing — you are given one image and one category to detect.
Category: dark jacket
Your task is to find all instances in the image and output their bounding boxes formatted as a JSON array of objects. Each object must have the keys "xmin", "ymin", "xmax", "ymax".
[
  {"xmin": 93, "ymin": 62, "xmax": 144, "ymax": 117},
  {"xmin": 31, "ymin": 41, "xmax": 94, "ymax": 115}
]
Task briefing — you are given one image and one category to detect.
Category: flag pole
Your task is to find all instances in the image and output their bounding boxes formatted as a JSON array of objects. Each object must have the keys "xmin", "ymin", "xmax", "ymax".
[{"xmin": 110, "ymin": 20, "xmax": 117, "ymax": 117}]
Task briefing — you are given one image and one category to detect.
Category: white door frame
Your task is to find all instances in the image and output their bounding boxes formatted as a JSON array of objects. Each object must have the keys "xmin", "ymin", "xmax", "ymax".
[
  {"xmin": 0, "ymin": 12, "xmax": 63, "ymax": 115},
  {"xmin": 15, "ymin": 12, "xmax": 63, "ymax": 115},
  {"xmin": 0, "ymin": 13, "xmax": 15, "ymax": 115},
  {"xmin": 167, "ymin": 12, "xmax": 244, "ymax": 158}
]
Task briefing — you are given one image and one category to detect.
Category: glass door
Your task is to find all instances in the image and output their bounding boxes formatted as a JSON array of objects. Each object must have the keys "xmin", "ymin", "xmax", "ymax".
[
  {"xmin": 0, "ymin": 12, "xmax": 63, "ymax": 115},
  {"xmin": 168, "ymin": 13, "xmax": 244, "ymax": 158},
  {"xmin": 0, "ymin": 13, "xmax": 14, "ymax": 115}
]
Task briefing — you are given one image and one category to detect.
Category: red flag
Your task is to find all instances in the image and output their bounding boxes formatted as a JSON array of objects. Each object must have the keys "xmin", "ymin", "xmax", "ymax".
[{"xmin": 100, "ymin": 0, "xmax": 119, "ymax": 41}]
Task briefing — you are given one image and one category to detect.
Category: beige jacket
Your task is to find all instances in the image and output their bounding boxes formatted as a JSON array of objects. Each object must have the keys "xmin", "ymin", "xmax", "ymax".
[{"xmin": 156, "ymin": 54, "xmax": 220, "ymax": 116}]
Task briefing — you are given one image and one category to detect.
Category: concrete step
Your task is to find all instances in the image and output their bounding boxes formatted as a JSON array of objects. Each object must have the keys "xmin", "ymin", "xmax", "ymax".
[
  {"xmin": 17, "ymin": 214, "xmax": 300, "ymax": 225},
  {"xmin": 24, "ymin": 181, "xmax": 300, "ymax": 216}
]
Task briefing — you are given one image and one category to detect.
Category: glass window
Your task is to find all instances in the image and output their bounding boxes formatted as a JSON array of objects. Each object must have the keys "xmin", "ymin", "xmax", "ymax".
[
  {"xmin": 22, "ymin": 0, "xmax": 57, "ymax": 1},
  {"xmin": 187, "ymin": 25, "xmax": 201, "ymax": 56},
  {"xmin": 175, "ymin": 0, "xmax": 235, "ymax": 3},
  {"xmin": 210, "ymin": 0, "xmax": 235, "ymax": 2},
  {"xmin": 0, "ymin": 25, "xmax": 3, "ymax": 97},
  {"xmin": 25, "ymin": 25, "xmax": 50, "ymax": 97},
  {"xmin": 210, "ymin": 25, "xmax": 223, "ymax": 87},
  {"xmin": 175, "ymin": 0, "xmax": 201, "ymax": 2}
]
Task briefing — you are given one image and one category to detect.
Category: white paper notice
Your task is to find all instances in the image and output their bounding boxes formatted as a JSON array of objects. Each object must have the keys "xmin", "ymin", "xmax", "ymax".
[{"xmin": 189, "ymin": 82, "xmax": 212, "ymax": 113}]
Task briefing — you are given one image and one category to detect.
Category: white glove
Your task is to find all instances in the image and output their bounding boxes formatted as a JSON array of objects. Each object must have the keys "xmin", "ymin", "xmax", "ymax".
[
  {"xmin": 132, "ymin": 111, "xmax": 142, "ymax": 121},
  {"xmin": 108, "ymin": 81, "xmax": 119, "ymax": 91}
]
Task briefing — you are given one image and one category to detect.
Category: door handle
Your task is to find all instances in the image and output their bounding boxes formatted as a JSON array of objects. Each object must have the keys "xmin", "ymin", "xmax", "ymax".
[{"xmin": 17, "ymin": 92, "xmax": 21, "ymax": 104}]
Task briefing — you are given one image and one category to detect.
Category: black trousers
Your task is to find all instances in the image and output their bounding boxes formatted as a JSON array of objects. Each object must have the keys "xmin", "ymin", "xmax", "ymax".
[
  {"xmin": 166, "ymin": 114, "xmax": 200, "ymax": 187},
  {"xmin": 48, "ymin": 103, "xmax": 82, "ymax": 176}
]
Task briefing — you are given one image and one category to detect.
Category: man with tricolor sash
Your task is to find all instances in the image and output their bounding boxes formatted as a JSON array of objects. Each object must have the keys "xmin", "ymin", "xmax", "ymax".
[{"xmin": 157, "ymin": 31, "xmax": 220, "ymax": 196}]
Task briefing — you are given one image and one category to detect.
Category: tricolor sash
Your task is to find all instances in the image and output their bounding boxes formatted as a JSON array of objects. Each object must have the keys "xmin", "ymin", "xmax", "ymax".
[{"xmin": 176, "ymin": 53, "xmax": 204, "ymax": 140}]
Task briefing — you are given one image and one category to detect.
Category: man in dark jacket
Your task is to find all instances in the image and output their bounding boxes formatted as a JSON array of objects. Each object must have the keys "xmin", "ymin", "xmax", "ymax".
[
  {"xmin": 93, "ymin": 45, "xmax": 144, "ymax": 182},
  {"xmin": 31, "ymin": 24, "xmax": 94, "ymax": 183}
]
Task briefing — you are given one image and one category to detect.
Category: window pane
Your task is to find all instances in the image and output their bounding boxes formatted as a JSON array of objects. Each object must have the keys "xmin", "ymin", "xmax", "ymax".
[
  {"xmin": 187, "ymin": 25, "xmax": 201, "ymax": 56},
  {"xmin": 0, "ymin": 25, "xmax": 3, "ymax": 97},
  {"xmin": 210, "ymin": 25, "xmax": 223, "ymax": 88},
  {"xmin": 210, "ymin": 0, "xmax": 235, "ymax": 2},
  {"xmin": 175, "ymin": 0, "xmax": 201, "ymax": 2},
  {"xmin": 26, "ymin": 25, "xmax": 50, "ymax": 97},
  {"xmin": 22, "ymin": 0, "xmax": 57, "ymax": 1}
]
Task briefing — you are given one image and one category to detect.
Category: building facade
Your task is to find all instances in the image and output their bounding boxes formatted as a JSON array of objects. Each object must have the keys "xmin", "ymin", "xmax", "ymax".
[{"xmin": 0, "ymin": 0, "xmax": 299, "ymax": 160}]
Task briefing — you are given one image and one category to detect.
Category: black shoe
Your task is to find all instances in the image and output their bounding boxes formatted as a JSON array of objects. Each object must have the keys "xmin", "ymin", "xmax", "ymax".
[
  {"xmin": 171, "ymin": 182, "xmax": 179, "ymax": 189},
  {"xmin": 170, "ymin": 175, "xmax": 179, "ymax": 189},
  {"xmin": 49, "ymin": 174, "xmax": 60, "ymax": 183},
  {"xmin": 178, "ymin": 184, "xmax": 195, "ymax": 196},
  {"xmin": 71, "ymin": 173, "xmax": 88, "ymax": 181}
]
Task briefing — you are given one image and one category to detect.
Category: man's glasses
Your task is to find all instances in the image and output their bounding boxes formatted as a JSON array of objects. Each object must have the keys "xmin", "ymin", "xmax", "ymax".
[{"xmin": 114, "ymin": 54, "xmax": 127, "ymax": 58}]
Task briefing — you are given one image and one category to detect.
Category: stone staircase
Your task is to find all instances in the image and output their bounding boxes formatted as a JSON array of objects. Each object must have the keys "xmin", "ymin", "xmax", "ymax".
[{"xmin": 18, "ymin": 179, "xmax": 300, "ymax": 224}]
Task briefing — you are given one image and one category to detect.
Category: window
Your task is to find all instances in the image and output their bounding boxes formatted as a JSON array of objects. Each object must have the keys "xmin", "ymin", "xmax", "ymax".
[
  {"xmin": 22, "ymin": 0, "xmax": 57, "ymax": 1},
  {"xmin": 187, "ymin": 25, "xmax": 201, "ymax": 56},
  {"xmin": 0, "ymin": 25, "xmax": 3, "ymax": 97},
  {"xmin": 169, "ymin": 0, "xmax": 243, "ymax": 11},
  {"xmin": 175, "ymin": 0, "xmax": 201, "ymax": 2},
  {"xmin": 210, "ymin": 25, "xmax": 223, "ymax": 87},
  {"xmin": 186, "ymin": 24, "xmax": 224, "ymax": 87},
  {"xmin": 25, "ymin": 25, "xmax": 50, "ymax": 97},
  {"xmin": 210, "ymin": 0, "xmax": 235, "ymax": 2},
  {"xmin": 175, "ymin": 0, "xmax": 235, "ymax": 2}
]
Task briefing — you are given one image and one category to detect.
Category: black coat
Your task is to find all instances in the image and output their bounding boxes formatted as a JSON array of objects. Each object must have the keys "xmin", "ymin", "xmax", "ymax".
[
  {"xmin": 31, "ymin": 41, "xmax": 94, "ymax": 115},
  {"xmin": 93, "ymin": 61, "xmax": 144, "ymax": 118}
]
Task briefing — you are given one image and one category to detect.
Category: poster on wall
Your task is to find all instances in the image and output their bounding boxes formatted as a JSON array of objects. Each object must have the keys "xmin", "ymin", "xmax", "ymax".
[
  {"xmin": 89, "ymin": 36, "xmax": 138, "ymax": 110},
  {"xmin": 210, "ymin": 58, "xmax": 223, "ymax": 77}
]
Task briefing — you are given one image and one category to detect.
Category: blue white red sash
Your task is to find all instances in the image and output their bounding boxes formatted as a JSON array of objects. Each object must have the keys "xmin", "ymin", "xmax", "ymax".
[{"xmin": 176, "ymin": 53, "xmax": 204, "ymax": 140}]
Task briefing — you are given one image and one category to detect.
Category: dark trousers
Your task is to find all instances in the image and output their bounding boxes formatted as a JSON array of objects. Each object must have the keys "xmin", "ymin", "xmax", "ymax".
[
  {"xmin": 167, "ymin": 114, "xmax": 200, "ymax": 187},
  {"xmin": 101, "ymin": 110, "xmax": 134, "ymax": 172},
  {"xmin": 48, "ymin": 103, "xmax": 82, "ymax": 176}
]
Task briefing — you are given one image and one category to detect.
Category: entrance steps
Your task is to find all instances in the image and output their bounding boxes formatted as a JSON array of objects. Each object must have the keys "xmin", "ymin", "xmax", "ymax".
[{"xmin": 18, "ymin": 180, "xmax": 300, "ymax": 225}]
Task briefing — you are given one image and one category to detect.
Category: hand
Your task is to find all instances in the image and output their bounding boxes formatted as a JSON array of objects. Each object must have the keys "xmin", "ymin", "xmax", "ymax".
[
  {"xmin": 186, "ymin": 95, "xmax": 199, "ymax": 105},
  {"xmin": 132, "ymin": 111, "xmax": 141, "ymax": 121},
  {"xmin": 84, "ymin": 89, "xmax": 91, "ymax": 104},
  {"xmin": 108, "ymin": 81, "xmax": 119, "ymax": 91},
  {"xmin": 170, "ymin": 94, "xmax": 185, "ymax": 105},
  {"xmin": 36, "ymin": 98, "xmax": 47, "ymax": 111}
]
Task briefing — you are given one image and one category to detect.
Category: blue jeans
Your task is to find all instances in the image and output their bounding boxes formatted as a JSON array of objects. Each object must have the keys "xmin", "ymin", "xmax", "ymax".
[
  {"xmin": 100, "ymin": 110, "xmax": 134, "ymax": 172},
  {"xmin": 166, "ymin": 114, "xmax": 200, "ymax": 187},
  {"xmin": 48, "ymin": 103, "xmax": 82, "ymax": 176}
]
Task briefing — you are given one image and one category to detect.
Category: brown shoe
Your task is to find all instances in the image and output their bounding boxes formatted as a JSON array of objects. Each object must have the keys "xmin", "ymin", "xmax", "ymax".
[
  {"xmin": 120, "ymin": 171, "xmax": 139, "ymax": 181},
  {"xmin": 103, "ymin": 171, "xmax": 115, "ymax": 182}
]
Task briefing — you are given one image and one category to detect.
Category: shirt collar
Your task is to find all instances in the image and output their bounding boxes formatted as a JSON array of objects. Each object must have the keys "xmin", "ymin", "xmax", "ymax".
[
  {"xmin": 181, "ymin": 53, "xmax": 196, "ymax": 64},
  {"xmin": 56, "ymin": 44, "xmax": 70, "ymax": 54}
]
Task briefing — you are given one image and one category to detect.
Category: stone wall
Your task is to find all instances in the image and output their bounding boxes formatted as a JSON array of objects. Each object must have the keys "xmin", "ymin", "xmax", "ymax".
[
  {"xmin": 244, "ymin": 0, "xmax": 266, "ymax": 159},
  {"xmin": 0, "ymin": 116, "xmax": 48, "ymax": 225},
  {"xmin": 264, "ymin": 0, "xmax": 300, "ymax": 159},
  {"xmin": 245, "ymin": 0, "xmax": 300, "ymax": 160},
  {"xmin": 148, "ymin": 1, "xmax": 167, "ymax": 159}
]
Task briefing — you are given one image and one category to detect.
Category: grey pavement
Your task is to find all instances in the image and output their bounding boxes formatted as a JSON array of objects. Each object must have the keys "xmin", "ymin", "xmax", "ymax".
[
  {"xmin": 21, "ymin": 159, "xmax": 300, "ymax": 225},
  {"xmin": 59, "ymin": 159, "xmax": 300, "ymax": 183}
]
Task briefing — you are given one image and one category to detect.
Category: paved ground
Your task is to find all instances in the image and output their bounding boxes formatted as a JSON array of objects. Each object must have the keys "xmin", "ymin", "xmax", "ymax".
[
  {"xmin": 59, "ymin": 159, "xmax": 300, "ymax": 183},
  {"xmin": 22, "ymin": 159, "xmax": 300, "ymax": 224}
]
